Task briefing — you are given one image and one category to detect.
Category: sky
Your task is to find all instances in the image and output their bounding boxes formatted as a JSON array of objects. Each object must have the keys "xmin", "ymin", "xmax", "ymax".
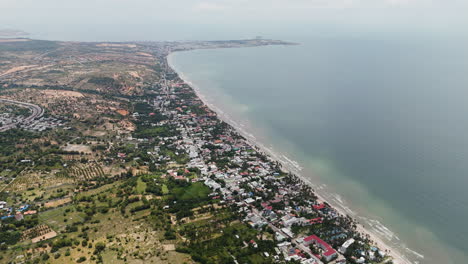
[{"xmin": 0, "ymin": 0, "xmax": 467, "ymax": 41}]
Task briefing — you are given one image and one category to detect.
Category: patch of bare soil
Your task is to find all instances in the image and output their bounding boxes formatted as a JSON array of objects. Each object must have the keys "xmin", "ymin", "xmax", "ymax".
[{"xmin": 41, "ymin": 90, "xmax": 84, "ymax": 98}]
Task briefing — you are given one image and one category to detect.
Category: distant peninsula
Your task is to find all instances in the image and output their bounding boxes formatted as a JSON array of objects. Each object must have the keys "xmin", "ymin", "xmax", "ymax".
[{"xmin": 0, "ymin": 29, "xmax": 29, "ymax": 37}]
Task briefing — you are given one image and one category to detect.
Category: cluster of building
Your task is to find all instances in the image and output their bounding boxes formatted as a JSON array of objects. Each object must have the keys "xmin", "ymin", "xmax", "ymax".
[
  {"xmin": 0, "ymin": 111, "xmax": 64, "ymax": 132},
  {"xmin": 125, "ymin": 60, "xmax": 391, "ymax": 264},
  {"xmin": 20, "ymin": 116, "xmax": 64, "ymax": 132},
  {"xmin": 0, "ymin": 202, "xmax": 37, "ymax": 221},
  {"xmin": 0, "ymin": 98, "xmax": 50, "ymax": 132}
]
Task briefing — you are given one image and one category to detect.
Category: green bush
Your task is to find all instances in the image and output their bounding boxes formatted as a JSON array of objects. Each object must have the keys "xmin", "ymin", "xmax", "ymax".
[{"xmin": 94, "ymin": 242, "xmax": 106, "ymax": 253}]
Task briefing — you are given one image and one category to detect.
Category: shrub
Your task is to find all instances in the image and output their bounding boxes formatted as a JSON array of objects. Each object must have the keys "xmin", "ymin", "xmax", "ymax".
[{"xmin": 94, "ymin": 242, "xmax": 106, "ymax": 253}]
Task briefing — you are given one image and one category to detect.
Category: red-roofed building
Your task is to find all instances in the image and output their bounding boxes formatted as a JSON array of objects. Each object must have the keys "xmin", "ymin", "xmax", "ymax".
[
  {"xmin": 23, "ymin": 210, "xmax": 37, "ymax": 215},
  {"xmin": 174, "ymin": 175, "xmax": 186, "ymax": 180},
  {"xmin": 313, "ymin": 203, "xmax": 326, "ymax": 210},
  {"xmin": 303, "ymin": 235, "xmax": 338, "ymax": 262},
  {"xmin": 308, "ymin": 217, "xmax": 323, "ymax": 224}
]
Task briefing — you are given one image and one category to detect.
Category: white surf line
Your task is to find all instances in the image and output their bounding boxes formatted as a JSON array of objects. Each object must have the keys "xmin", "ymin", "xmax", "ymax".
[{"xmin": 167, "ymin": 54, "xmax": 419, "ymax": 264}]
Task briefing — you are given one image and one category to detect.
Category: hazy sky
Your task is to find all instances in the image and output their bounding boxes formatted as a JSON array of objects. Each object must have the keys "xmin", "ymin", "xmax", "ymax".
[{"xmin": 1, "ymin": 0, "xmax": 467, "ymax": 40}]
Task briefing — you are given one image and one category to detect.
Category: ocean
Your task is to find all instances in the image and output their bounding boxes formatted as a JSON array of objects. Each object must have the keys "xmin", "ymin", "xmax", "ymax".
[{"xmin": 168, "ymin": 33, "xmax": 468, "ymax": 264}]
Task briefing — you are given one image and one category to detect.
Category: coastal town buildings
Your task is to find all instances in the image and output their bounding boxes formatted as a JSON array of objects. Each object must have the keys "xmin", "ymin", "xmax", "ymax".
[
  {"xmin": 126, "ymin": 57, "xmax": 391, "ymax": 263},
  {"xmin": 0, "ymin": 39, "xmax": 393, "ymax": 264}
]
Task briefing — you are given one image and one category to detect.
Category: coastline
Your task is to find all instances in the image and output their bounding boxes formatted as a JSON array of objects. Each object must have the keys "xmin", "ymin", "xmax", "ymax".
[{"xmin": 167, "ymin": 51, "xmax": 414, "ymax": 264}]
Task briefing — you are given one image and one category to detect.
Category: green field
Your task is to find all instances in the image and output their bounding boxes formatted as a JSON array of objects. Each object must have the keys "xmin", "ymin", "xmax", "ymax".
[
  {"xmin": 162, "ymin": 184, "xmax": 169, "ymax": 195},
  {"xmin": 174, "ymin": 182, "xmax": 210, "ymax": 201},
  {"xmin": 136, "ymin": 177, "xmax": 147, "ymax": 194}
]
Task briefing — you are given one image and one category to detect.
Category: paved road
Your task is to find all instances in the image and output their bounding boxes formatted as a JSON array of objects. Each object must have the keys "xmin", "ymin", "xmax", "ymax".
[{"xmin": 0, "ymin": 98, "xmax": 44, "ymax": 132}]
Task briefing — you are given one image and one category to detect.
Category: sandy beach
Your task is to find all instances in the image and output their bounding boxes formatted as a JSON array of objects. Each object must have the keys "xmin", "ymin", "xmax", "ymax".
[{"xmin": 167, "ymin": 52, "xmax": 414, "ymax": 264}]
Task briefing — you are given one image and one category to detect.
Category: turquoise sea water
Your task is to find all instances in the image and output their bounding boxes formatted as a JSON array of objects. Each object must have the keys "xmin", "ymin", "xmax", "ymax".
[{"xmin": 169, "ymin": 34, "xmax": 468, "ymax": 264}]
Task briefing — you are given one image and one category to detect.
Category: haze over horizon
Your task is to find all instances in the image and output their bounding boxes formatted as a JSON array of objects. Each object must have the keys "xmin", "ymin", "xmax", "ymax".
[{"xmin": 1, "ymin": 0, "xmax": 468, "ymax": 41}]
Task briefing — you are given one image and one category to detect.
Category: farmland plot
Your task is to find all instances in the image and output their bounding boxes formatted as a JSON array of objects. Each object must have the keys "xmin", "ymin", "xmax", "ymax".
[
  {"xmin": 6, "ymin": 170, "xmax": 74, "ymax": 192},
  {"xmin": 56, "ymin": 163, "xmax": 106, "ymax": 181}
]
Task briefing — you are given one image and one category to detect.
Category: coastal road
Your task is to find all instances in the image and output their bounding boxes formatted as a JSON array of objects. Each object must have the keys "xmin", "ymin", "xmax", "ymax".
[{"xmin": 0, "ymin": 98, "xmax": 44, "ymax": 132}]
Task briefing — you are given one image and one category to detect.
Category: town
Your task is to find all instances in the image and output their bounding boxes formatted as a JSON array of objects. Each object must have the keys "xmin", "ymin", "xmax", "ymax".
[{"xmin": 0, "ymin": 38, "xmax": 394, "ymax": 264}]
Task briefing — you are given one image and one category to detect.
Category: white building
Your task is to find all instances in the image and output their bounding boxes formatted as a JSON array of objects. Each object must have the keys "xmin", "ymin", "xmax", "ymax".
[{"xmin": 339, "ymin": 238, "xmax": 355, "ymax": 254}]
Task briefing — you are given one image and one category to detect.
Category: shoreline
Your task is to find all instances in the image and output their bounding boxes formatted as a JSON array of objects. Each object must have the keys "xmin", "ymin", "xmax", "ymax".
[{"xmin": 167, "ymin": 51, "xmax": 414, "ymax": 264}]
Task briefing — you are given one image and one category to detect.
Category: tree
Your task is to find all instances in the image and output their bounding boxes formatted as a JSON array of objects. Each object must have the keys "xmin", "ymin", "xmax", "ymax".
[
  {"xmin": 77, "ymin": 256, "xmax": 87, "ymax": 263},
  {"xmin": 94, "ymin": 242, "xmax": 106, "ymax": 253}
]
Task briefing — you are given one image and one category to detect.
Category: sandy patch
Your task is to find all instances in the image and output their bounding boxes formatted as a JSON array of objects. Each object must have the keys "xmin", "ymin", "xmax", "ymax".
[
  {"xmin": 0, "ymin": 65, "xmax": 36, "ymax": 76},
  {"xmin": 0, "ymin": 38, "xmax": 30, "ymax": 43},
  {"xmin": 27, "ymin": 245, "xmax": 51, "ymax": 255},
  {"xmin": 116, "ymin": 109, "xmax": 129, "ymax": 116},
  {"xmin": 31, "ymin": 231, "xmax": 57, "ymax": 243},
  {"xmin": 90, "ymin": 131, "xmax": 107, "ymax": 137},
  {"xmin": 136, "ymin": 52, "xmax": 153, "ymax": 57},
  {"xmin": 44, "ymin": 197, "xmax": 72, "ymax": 208},
  {"xmin": 119, "ymin": 119, "xmax": 136, "ymax": 132},
  {"xmin": 63, "ymin": 144, "xmax": 92, "ymax": 153},
  {"xmin": 42, "ymin": 90, "xmax": 84, "ymax": 98},
  {"xmin": 162, "ymin": 244, "xmax": 176, "ymax": 251}
]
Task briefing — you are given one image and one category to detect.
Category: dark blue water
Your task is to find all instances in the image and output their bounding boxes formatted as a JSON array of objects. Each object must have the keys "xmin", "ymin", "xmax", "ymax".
[{"xmin": 170, "ymin": 34, "xmax": 468, "ymax": 263}]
